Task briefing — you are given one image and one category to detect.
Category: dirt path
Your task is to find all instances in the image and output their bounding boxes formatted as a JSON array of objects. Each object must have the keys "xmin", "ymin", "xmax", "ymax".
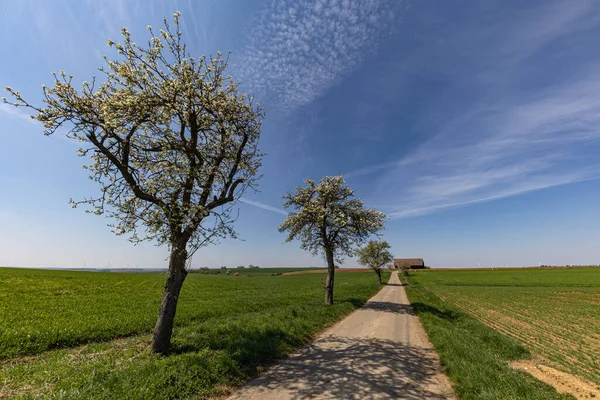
[{"xmin": 227, "ymin": 272, "xmax": 455, "ymax": 399}]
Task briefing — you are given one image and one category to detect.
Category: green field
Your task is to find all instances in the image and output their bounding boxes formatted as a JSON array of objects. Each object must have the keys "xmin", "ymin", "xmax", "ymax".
[
  {"xmin": 405, "ymin": 267, "xmax": 600, "ymax": 399},
  {"xmin": 0, "ymin": 267, "xmax": 387, "ymax": 399}
]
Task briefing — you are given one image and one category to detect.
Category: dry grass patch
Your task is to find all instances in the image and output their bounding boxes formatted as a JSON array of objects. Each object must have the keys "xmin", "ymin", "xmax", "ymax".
[{"xmin": 512, "ymin": 360, "xmax": 600, "ymax": 399}]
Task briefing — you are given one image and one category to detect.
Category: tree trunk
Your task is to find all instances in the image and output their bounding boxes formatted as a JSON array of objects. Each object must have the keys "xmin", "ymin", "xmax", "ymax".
[
  {"xmin": 375, "ymin": 268, "xmax": 382, "ymax": 285},
  {"xmin": 151, "ymin": 240, "xmax": 188, "ymax": 354},
  {"xmin": 324, "ymin": 247, "xmax": 335, "ymax": 305}
]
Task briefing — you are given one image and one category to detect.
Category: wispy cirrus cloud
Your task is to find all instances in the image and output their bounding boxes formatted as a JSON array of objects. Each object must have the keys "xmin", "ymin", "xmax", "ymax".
[
  {"xmin": 234, "ymin": 0, "xmax": 405, "ymax": 111},
  {"xmin": 363, "ymin": 77, "xmax": 600, "ymax": 218},
  {"xmin": 0, "ymin": 103, "xmax": 79, "ymax": 144},
  {"xmin": 85, "ymin": 0, "xmax": 134, "ymax": 38},
  {"xmin": 356, "ymin": 71, "xmax": 600, "ymax": 218},
  {"xmin": 344, "ymin": 0, "xmax": 600, "ymax": 219},
  {"xmin": 387, "ymin": 173, "xmax": 600, "ymax": 219},
  {"xmin": 0, "ymin": 103, "xmax": 35, "ymax": 124}
]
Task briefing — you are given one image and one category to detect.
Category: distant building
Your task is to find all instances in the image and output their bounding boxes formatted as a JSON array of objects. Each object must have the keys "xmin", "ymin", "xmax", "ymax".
[{"xmin": 394, "ymin": 258, "xmax": 426, "ymax": 269}]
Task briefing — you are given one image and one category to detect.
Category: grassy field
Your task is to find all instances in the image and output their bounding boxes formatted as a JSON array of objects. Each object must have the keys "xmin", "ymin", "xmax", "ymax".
[
  {"xmin": 405, "ymin": 267, "xmax": 600, "ymax": 399},
  {"xmin": 0, "ymin": 267, "xmax": 388, "ymax": 399}
]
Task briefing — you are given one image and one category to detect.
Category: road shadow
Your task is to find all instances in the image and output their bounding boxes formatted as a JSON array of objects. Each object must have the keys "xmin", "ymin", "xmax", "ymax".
[
  {"xmin": 233, "ymin": 335, "xmax": 450, "ymax": 399},
  {"xmin": 340, "ymin": 300, "xmax": 415, "ymax": 315},
  {"xmin": 360, "ymin": 301, "xmax": 416, "ymax": 315}
]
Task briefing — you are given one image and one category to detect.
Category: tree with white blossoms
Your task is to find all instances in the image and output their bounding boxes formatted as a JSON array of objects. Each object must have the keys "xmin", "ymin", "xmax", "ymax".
[
  {"xmin": 3, "ymin": 13, "xmax": 264, "ymax": 354},
  {"xmin": 279, "ymin": 176, "xmax": 387, "ymax": 305},
  {"xmin": 397, "ymin": 261, "xmax": 411, "ymax": 277},
  {"xmin": 355, "ymin": 240, "xmax": 394, "ymax": 285}
]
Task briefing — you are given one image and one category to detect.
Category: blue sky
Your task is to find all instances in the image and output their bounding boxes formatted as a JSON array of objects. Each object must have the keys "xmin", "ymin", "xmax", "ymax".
[{"xmin": 2, "ymin": 0, "xmax": 600, "ymax": 269}]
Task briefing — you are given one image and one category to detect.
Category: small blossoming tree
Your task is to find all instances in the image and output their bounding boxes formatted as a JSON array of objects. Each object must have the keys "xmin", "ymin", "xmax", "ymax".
[
  {"xmin": 279, "ymin": 176, "xmax": 387, "ymax": 305},
  {"xmin": 398, "ymin": 261, "xmax": 411, "ymax": 277},
  {"xmin": 355, "ymin": 240, "xmax": 394, "ymax": 284},
  {"xmin": 3, "ymin": 13, "xmax": 264, "ymax": 354}
]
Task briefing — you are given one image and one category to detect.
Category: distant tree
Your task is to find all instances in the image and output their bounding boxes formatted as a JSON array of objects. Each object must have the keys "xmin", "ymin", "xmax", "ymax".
[
  {"xmin": 3, "ymin": 13, "xmax": 263, "ymax": 354},
  {"xmin": 355, "ymin": 240, "xmax": 394, "ymax": 284},
  {"xmin": 279, "ymin": 176, "xmax": 387, "ymax": 305},
  {"xmin": 398, "ymin": 262, "xmax": 411, "ymax": 277}
]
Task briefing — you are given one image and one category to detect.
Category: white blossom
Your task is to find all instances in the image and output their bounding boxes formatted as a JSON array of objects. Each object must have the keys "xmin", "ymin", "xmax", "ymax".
[
  {"xmin": 279, "ymin": 176, "xmax": 388, "ymax": 263},
  {"xmin": 3, "ymin": 14, "xmax": 264, "ymax": 256}
]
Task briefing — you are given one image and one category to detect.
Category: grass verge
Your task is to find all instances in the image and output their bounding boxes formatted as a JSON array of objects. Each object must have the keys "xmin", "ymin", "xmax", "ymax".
[
  {"xmin": 404, "ymin": 279, "xmax": 574, "ymax": 400},
  {"xmin": 406, "ymin": 268, "xmax": 600, "ymax": 386},
  {"xmin": 0, "ymin": 268, "xmax": 388, "ymax": 399}
]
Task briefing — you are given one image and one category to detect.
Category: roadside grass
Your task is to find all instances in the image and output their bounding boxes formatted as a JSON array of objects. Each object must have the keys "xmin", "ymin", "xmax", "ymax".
[
  {"xmin": 0, "ymin": 268, "xmax": 388, "ymax": 398},
  {"xmin": 409, "ymin": 268, "xmax": 600, "ymax": 386},
  {"xmin": 405, "ymin": 279, "xmax": 575, "ymax": 400}
]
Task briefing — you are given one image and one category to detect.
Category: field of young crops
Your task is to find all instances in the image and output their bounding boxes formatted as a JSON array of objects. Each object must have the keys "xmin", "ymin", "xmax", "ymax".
[
  {"xmin": 0, "ymin": 267, "xmax": 387, "ymax": 399},
  {"xmin": 409, "ymin": 268, "xmax": 600, "ymax": 387}
]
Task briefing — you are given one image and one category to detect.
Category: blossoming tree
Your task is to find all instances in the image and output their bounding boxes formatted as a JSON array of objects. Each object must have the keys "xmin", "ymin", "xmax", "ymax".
[
  {"xmin": 3, "ymin": 13, "xmax": 264, "ymax": 354},
  {"xmin": 355, "ymin": 240, "xmax": 394, "ymax": 284},
  {"xmin": 279, "ymin": 176, "xmax": 387, "ymax": 305}
]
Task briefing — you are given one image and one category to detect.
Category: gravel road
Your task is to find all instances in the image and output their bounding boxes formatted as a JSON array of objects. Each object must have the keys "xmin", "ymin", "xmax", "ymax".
[{"xmin": 227, "ymin": 272, "xmax": 455, "ymax": 399}]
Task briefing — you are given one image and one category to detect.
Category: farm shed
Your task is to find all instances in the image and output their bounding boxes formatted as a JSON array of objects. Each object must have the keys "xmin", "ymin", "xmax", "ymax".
[{"xmin": 394, "ymin": 258, "xmax": 426, "ymax": 269}]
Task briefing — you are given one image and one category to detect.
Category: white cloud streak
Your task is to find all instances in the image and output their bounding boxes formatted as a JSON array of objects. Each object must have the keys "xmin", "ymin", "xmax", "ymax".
[
  {"xmin": 0, "ymin": 103, "xmax": 80, "ymax": 145},
  {"xmin": 239, "ymin": 198, "xmax": 288, "ymax": 216},
  {"xmin": 234, "ymin": 0, "xmax": 404, "ymax": 111},
  {"xmin": 85, "ymin": 0, "xmax": 134, "ymax": 37},
  {"xmin": 0, "ymin": 103, "xmax": 35, "ymax": 124},
  {"xmin": 387, "ymin": 174, "xmax": 600, "ymax": 219}
]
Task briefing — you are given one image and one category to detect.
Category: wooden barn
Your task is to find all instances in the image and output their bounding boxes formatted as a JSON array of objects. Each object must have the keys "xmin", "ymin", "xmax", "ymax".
[{"xmin": 394, "ymin": 258, "xmax": 426, "ymax": 269}]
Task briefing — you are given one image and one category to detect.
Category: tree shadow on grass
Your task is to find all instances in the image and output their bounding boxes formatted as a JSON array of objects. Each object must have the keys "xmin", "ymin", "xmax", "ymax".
[
  {"xmin": 230, "ymin": 335, "xmax": 451, "ymax": 399},
  {"xmin": 411, "ymin": 302, "xmax": 460, "ymax": 322},
  {"xmin": 170, "ymin": 297, "xmax": 419, "ymax": 377},
  {"xmin": 343, "ymin": 297, "xmax": 367, "ymax": 308},
  {"xmin": 171, "ymin": 326, "xmax": 451, "ymax": 399},
  {"xmin": 360, "ymin": 301, "xmax": 416, "ymax": 315},
  {"xmin": 165, "ymin": 290, "xmax": 453, "ymax": 399},
  {"xmin": 169, "ymin": 326, "xmax": 303, "ymax": 372}
]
